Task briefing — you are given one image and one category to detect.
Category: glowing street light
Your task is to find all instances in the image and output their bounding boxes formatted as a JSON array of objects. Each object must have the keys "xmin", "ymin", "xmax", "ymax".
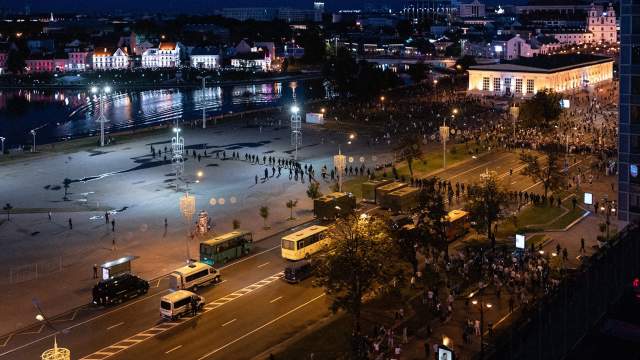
[
  {"xmin": 291, "ymin": 105, "xmax": 302, "ymax": 160},
  {"xmin": 92, "ymin": 85, "xmax": 111, "ymax": 147},
  {"xmin": 30, "ymin": 129, "xmax": 36, "ymax": 152},
  {"xmin": 0, "ymin": 136, "xmax": 5, "ymax": 154}
]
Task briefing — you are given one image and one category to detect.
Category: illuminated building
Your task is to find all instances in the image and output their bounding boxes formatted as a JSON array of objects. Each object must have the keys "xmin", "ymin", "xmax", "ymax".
[{"xmin": 467, "ymin": 54, "xmax": 613, "ymax": 97}]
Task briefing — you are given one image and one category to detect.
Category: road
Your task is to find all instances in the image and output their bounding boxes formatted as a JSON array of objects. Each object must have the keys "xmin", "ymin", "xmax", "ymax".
[{"xmin": 0, "ymin": 150, "xmax": 582, "ymax": 360}]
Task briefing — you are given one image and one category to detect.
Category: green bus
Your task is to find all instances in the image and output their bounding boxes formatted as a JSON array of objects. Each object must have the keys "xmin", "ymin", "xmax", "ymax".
[{"xmin": 199, "ymin": 230, "xmax": 253, "ymax": 265}]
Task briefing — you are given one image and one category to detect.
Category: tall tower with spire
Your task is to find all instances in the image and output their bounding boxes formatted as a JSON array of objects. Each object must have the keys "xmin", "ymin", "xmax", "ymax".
[{"xmin": 587, "ymin": 3, "xmax": 617, "ymax": 44}]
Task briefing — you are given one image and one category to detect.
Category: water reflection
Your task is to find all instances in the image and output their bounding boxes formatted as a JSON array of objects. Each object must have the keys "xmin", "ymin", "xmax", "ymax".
[{"xmin": 0, "ymin": 79, "xmax": 321, "ymax": 147}]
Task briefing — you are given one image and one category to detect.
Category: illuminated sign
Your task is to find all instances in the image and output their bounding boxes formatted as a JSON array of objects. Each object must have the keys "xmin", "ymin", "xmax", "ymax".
[
  {"xmin": 516, "ymin": 234, "xmax": 525, "ymax": 249},
  {"xmin": 494, "ymin": 45, "xmax": 503, "ymax": 52},
  {"xmin": 631, "ymin": 164, "xmax": 639, "ymax": 178},
  {"xmin": 584, "ymin": 192, "xmax": 593, "ymax": 205}
]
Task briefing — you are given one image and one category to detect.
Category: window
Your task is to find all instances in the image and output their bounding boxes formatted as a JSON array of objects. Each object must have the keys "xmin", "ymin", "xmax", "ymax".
[
  {"xmin": 282, "ymin": 240, "xmax": 295, "ymax": 250},
  {"xmin": 632, "ymin": 46, "xmax": 640, "ymax": 65},
  {"xmin": 526, "ymin": 79, "xmax": 535, "ymax": 94},
  {"xmin": 632, "ymin": 76, "xmax": 640, "ymax": 96},
  {"xmin": 515, "ymin": 79, "xmax": 523, "ymax": 93},
  {"xmin": 174, "ymin": 297, "xmax": 190, "ymax": 309},
  {"xmin": 297, "ymin": 240, "xmax": 305, "ymax": 249},
  {"xmin": 480, "ymin": 77, "xmax": 490, "ymax": 91},
  {"xmin": 493, "ymin": 78, "xmax": 501, "ymax": 92},
  {"xmin": 185, "ymin": 269, "xmax": 208, "ymax": 283},
  {"xmin": 631, "ymin": 136, "xmax": 640, "ymax": 153}
]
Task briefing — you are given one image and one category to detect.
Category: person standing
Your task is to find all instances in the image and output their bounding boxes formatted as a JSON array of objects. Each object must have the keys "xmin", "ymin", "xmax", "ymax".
[
  {"xmin": 68, "ymin": 218, "xmax": 73, "ymax": 230},
  {"xmin": 48, "ymin": 211, "xmax": 52, "ymax": 221},
  {"xmin": 111, "ymin": 220, "xmax": 115, "ymax": 232},
  {"xmin": 105, "ymin": 211, "xmax": 109, "ymax": 224},
  {"xmin": 580, "ymin": 238, "xmax": 586, "ymax": 254},
  {"xmin": 93, "ymin": 264, "xmax": 98, "ymax": 279}
]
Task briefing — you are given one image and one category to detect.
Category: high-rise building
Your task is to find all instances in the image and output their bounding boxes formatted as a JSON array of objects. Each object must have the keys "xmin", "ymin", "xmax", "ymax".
[{"xmin": 618, "ymin": 0, "xmax": 640, "ymax": 222}]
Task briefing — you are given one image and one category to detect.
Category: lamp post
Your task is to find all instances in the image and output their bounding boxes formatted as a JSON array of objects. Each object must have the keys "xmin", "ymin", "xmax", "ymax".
[
  {"xmin": 0, "ymin": 136, "xmax": 5, "ymax": 154},
  {"xmin": 334, "ymin": 147, "xmax": 346, "ymax": 193},
  {"xmin": 291, "ymin": 105, "xmax": 302, "ymax": 160},
  {"xmin": 91, "ymin": 85, "xmax": 111, "ymax": 147},
  {"xmin": 197, "ymin": 75, "xmax": 212, "ymax": 129},
  {"xmin": 469, "ymin": 272, "xmax": 491, "ymax": 359},
  {"xmin": 179, "ymin": 192, "xmax": 196, "ymax": 264},
  {"xmin": 30, "ymin": 129, "xmax": 36, "ymax": 152},
  {"xmin": 439, "ymin": 120, "xmax": 450, "ymax": 169},
  {"xmin": 172, "ymin": 125, "xmax": 185, "ymax": 192}
]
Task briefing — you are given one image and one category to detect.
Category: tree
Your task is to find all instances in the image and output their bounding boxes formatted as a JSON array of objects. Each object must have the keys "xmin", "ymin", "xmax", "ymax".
[
  {"xmin": 232, "ymin": 219, "xmax": 241, "ymax": 230},
  {"xmin": 518, "ymin": 89, "xmax": 563, "ymax": 130},
  {"xmin": 306, "ymin": 181, "xmax": 322, "ymax": 200},
  {"xmin": 259, "ymin": 206, "xmax": 269, "ymax": 229},
  {"xmin": 465, "ymin": 175, "xmax": 508, "ymax": 241},
  {"xmin": 314, "ymin": 215, "xmax": 401, "ymax": 351},
  {"xmin": 285, "ymin": 199, "xmax": 298, "ymax": 220},
  {"xmin": 395, "ymin": 133, "xmax": 423, "ymax": 178},
  {"xmin": 6, "ymin": 49, "xmax": 26, "ymax": 74},
  {"xmin": 408, "ymin": 60, "xmax": 428, "ymax": 84},
  {"xmin": 520, "ymin": 148, "xmax": 566, "ymax": 198},
  {"xmin": 415, "ymin": 179, "xmax": 449, "ymax": 254},
  {"xmin": 3, "ymin": 203, "xmax": 13, "ymax": 221}
]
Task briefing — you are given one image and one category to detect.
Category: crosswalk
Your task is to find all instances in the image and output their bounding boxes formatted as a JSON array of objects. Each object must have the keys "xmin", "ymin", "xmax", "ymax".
[{"xmin": 80, "ymin": 272, "xmax": 283, "ymax": 360}]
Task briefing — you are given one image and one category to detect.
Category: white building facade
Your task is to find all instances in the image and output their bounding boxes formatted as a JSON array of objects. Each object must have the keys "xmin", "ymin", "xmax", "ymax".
[
  {"xmin": 92, "ymin": 48, "xmax": 129, "ymax": 70},
  {"xmin": 588, "ymin": 3, "xmax": 617, "ymax": 43}
]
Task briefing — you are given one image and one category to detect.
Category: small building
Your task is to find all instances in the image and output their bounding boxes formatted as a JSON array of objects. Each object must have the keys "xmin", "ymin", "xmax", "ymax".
[
  {"xmin": 543, "ymin": 29, "xmax": 594, "ymax": 45},
  {"xmin": 190, "ymin": 47, "xmax": 220, "ymax": 69},
  {"xmin": 467, "ymin": 53, "xmax": 614, "ymax": 98},
  {"xmin": 92, "ymin": 47, "xmax": 129, "ymax": 70},
  {"xmin": 142, "ymin": 42, "xmax": 182, "ymax": 68}
]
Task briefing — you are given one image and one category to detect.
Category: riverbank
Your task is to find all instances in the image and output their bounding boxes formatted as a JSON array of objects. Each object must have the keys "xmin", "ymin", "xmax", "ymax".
[{"xmin": 0, "ymin": 71, "xmax": 322, "ymax": 90}]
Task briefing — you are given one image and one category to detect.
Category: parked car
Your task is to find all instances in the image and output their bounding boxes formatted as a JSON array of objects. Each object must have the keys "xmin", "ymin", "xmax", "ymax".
[{"xmin": 92, "ymin": 273, "xmax": 149, "ymax": 306}]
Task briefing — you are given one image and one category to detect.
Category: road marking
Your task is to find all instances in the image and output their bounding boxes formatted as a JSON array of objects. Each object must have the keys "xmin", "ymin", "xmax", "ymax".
[
  {"xmin": 444, "ymin": 153, "xmax": 513, "ymax": 181},
  {"xmin": 79, "ymin": 272, "xmax": 283, "ymax": 360},
  {"xmin": 257, "ymin": 262, "xmax": 270, "ymax": 268},
  {"xmin": 221, "ymin": 319, "xmax": 237, "ymax": 327},
  {"xmin": 269, "ymin": 296, "xmax": 283, "ymax": 303},
  {"xmin": 155, "ymin": 279, "xmax": 162, "ymax": 288},
  {"xmin": 196, "ymin": 293, "xmax": 326, "ymax": 360},
  {"xmin": 106, "ymin": 322, "xmax": 124, "ymax": 331},
  {"xmin": 165, "ymin": 345, "xmax": 182, "ymax": 354},
  {"xmin": 219, "ymin": 245, "xmax": 280, "ymax": 270},
  {"xmin": 0, "ymin": 335, "xmax": 12, "ymax": 348}
]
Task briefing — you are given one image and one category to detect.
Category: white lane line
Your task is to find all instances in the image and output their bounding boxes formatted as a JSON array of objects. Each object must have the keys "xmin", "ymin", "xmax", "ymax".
[
  {"xmin": 0, "ymin": 288, "xmax": 171, "ymax": 358},
  {"xmin": 106, "ymin": 322, "xmax": 124, "ymax": 331},
  {"xmin": 221, "ymin": 319, "xmax": 237, "ymax": 327},
  {"xmin": 155, "ymin": 279, "xmax": 161, "ymax": 288},
  {"xmin": 165, "ymin": 345, "xmax": 182, "ymax": 354},
  {"xmin": 444, "ymin": 153, "xmax": 513, "ymax": 181},
  {"xmin": 269, "ymin": 296, "xmax": 283, "ymax": 303},
  {"xmin": 219, "ymin": 245, "xmax": 280, "ymax": 270},
  {"xmin": 257, "ymin": 262, "xmax": 270, "ymax": 268},
  {"xmin": 197, "ymin": 293, "xmax": 326, "ymax": 360}
]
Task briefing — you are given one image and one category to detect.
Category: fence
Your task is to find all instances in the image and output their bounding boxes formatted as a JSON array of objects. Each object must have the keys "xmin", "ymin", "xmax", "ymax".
[
  {"xmin": 480, "ymin": 225, "xmax": 640, "ymax": 360},
  {"xmin": 8, "ymin": 256, "xmax": 63, "ymax": 284}
]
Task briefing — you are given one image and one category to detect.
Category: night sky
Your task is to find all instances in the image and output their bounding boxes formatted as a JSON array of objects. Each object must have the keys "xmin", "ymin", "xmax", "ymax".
[{"xmin": 2, "ymin": 0, "xmax": 521, "ymax": 13}]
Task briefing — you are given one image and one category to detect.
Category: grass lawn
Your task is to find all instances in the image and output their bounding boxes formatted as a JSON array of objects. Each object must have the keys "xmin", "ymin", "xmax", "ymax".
[
  {"xmin": 395, "ymin": 143, "xmax": 478, "ymax": 178},
  {"xmin": 547, "ymin": 202, "xmax": 588, "ymax": 230},
  {"xmin": 496, "ymin": 204, "xmax": 563, "ymax": 238},
  {"xmin": 341, "ymin": 176, "xmax": 368, "ymax": 200}
]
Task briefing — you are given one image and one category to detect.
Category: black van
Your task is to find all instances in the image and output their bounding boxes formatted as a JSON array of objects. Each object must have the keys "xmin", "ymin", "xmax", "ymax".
[
  {"xmin": 92, "ymin": 273, "xmax": 150, "ymax": 306},
  {"xmin": 284, "ymin": 260, "xmax": 314, "ymax": 283}
]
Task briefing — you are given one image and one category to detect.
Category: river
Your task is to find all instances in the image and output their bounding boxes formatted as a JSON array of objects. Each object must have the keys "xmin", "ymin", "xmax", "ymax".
[{"xmin": 0, "ymin": 78, "xmax": 324, "ymax": 148}]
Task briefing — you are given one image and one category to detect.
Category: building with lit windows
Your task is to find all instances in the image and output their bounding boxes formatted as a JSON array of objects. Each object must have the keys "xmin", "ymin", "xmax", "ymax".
[
  {"xmin": 141, "ymin": 42, "xmax": 181, "ymax": 68},
  {"xmin": 467, "ymin": 54, "xmax": 613, "ymax": 97},
  {"xmin": 92, "ymin": 47, "xmax": 129, "ymax": 70},
  {"xmin": 617, "ymin": 0, "xmax": 640, "ymax": 222},
  {"xmin": 587, "ymin": 3, "xmax": 618, "ymax": 44}
]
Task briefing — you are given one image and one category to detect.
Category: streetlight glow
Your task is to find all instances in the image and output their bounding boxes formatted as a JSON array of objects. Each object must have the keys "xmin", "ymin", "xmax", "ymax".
[
  {"xmin": 291, "ymin": 105, "xmax": 300, "ymax": 113},
  {"xmin": 104, "ymin": 86, "xmax": 111, "ymax": 93},
  {"xmin": 91, "ymin": 86, "xmax": 98, "ymax": 94}
]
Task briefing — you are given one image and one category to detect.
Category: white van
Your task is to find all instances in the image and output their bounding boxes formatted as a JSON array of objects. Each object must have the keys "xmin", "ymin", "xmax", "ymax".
[
  {"xmin": 169, "ymin": 262, "xmax": 221, "ymax": 291},
  {"xmin": 160, "ymin": 290, "xmax": 204, "ymax": 320}
]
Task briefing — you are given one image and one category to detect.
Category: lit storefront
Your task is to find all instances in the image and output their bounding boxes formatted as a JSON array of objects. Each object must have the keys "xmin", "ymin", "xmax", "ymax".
[{"xmin": 467, "ymin": 54, "xmax": 613, "ymax": 98}]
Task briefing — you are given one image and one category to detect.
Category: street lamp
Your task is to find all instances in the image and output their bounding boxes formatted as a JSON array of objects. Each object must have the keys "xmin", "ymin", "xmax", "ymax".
[
  {"xmin": 334, "ymin": 147, "xmax": 346, "ymax": 192},
  {"xmin": 291, "ymin": 105, "xmax": 302, "ymax": 160},
  {"xmin": 439, "ymin": 119, "xmax": 450, "ymax": 169},
  {"xmin": 172, "ymin": 125, "xmax": 185, "ymax": 192},
  {"xmin": 469, "ymin": 286, "xmax": 492, "ymax": 359},
  {"xmin": 30, "ymin": 129, "xmax": 36, "ymax": 152},
  {"xmin": 91, "ymin": 85, "xmax": 111, "ymax": 147},
  {"xmin": 0, "ymin": 136, "xmax": 5, "ymax": 154}
]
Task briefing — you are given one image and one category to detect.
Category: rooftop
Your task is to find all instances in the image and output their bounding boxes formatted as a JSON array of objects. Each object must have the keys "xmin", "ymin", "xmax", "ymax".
[{"xmin": 469, "ymin": 53, "xmax": 613, "ymax": 73}]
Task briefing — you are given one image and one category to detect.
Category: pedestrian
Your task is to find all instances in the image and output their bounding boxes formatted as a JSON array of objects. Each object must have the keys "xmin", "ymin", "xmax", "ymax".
[
  {"xmin": 190, "ymin": 296, "xmax": 198, "ymax": 316},
  {"xmin": 93, "ymin": 264, "xmax": 98, "ymax": 279},
  {"xmin": 474, "ymin": 319, "xmax": 481, "ymax": 336},
  {"xmin": 111, "ymin": 220, "xmax": 115, "ymax": 232},
  {"xmin": 48, "ymin": 211, "xmax": 52, "ymax": 221},
  {"xmin": 255, "ymin": 175, "xmax": 258, "ymax": 184},
  {"xmin": 105, "ymin": 211, "xmax": 109, "ymax": 224},
  {"xmin": 68, "ymin": 218, "xmax": 73, "ymax": 230},
  {"xmin": 562, "ymin": 248, "xmax": 569, "ymax": 261},
  {"xmin": 580, "ymin": 237, "xmax": 585, "ymax": 253},
  {"xmin": 164, "ymin": 218, "xmax": 168, "ymax": 230}
]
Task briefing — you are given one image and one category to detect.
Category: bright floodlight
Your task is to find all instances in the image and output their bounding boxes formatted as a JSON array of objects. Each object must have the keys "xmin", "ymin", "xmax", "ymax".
[
  {"xmin": 197, "ymin": 170, "xmax": 203, "ymax": 177},
  {"xmin": 349, "ymin": 133, "xmax": 355, "ymax": 140},
  {"xmin": 173, "ymin": 127, "xmax": 180, "ymax": 133},
  {"xmin": 104, "ymin": 86, "xmax": 112, "ymax": 93},
  {"xmin": 36, "ymin": 314, "xmax": 44, "ymax": 321},
  {"xmin": 91, "ymin": 86, "xmax": 98, "ymax": 94},
  {"xmin": 291, "ymin": 105, "xmax": 300, "ymax": 113}
]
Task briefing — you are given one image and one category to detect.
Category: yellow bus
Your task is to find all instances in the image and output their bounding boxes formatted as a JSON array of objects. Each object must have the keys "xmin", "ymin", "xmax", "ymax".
[
  {"xmin": 281, "ymin": 225, "xmax": 329, "ymax": 261},
  {"xmin": 445, "ymin": 209, "xmax": 470, "ymax": 242}
]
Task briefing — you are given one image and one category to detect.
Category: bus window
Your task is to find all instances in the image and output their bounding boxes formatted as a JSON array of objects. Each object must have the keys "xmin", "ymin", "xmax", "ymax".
[
  {"xmin": 282, "ymin": 240, "xmax": 295, "ymax": 250},
  {"xmin": 297, "ymin": 240, "xmax": 305, "ymax": 249}
]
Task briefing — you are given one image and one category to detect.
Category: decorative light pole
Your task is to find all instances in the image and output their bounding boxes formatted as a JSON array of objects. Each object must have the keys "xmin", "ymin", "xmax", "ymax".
[
  {"xmin": 172, "ymin": 125, "xmax": 185, "ymax": 192},
  {"xmin": 334, "ymin": 147, "xmax": 346, "ymax": 192},
  {"xmin": 91, "ymin": 85, "xmax": 111, "ymax": 147},
  {"xmin": 179, "ymin": 192, "xmax": 196, "ymax": 264},
  {"xmin": 439, "ymin": 121, "xmax": 449, "ymax": 169},
  {"xmin": 41, "ymin": 338, "xmax": 70, "ymax": 360},
  {"xmin": 30, "ymin": 129, "xmax": 36, "ymax": 152},
  {"xmin": 0, "ymin": 136, "xmax": 5, "ymax": 154},
  {"xmin": 290, "ymin": 105, "xmax": 302, "ymax": 160}
]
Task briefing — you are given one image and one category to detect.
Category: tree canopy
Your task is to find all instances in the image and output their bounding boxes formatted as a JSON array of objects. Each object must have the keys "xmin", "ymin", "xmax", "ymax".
[{"xmin": 518, "ymin": 89, "xmax": 563, "ymax": 130}]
